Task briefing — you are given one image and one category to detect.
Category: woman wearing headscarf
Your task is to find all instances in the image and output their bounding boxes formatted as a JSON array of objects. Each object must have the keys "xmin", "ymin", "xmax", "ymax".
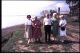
[
  {"xmin": 51, "ymin": 13, "xmax": 59, "ymax": 40},
  {"xmin": 24, "ymin": 15, "xmax": 32, "ymax": 44},
  {"xmin": 32, "ymin": 16, "xmax": 42, "ymax": 42},
  {"xmin": 59, "ymin": 15, "xmax": 67, "ymax": 42}
]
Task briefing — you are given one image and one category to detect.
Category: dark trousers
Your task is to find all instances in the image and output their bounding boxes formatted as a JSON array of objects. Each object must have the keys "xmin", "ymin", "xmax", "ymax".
[{"xmin": 44, "ymin": 25, "xmax": 51, "ymax": 42}]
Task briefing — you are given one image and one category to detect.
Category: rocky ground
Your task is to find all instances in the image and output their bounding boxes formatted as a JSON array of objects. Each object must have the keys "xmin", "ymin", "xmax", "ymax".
[{"xmin": 1, "ymin": 17, "xmax": 80, "ymax": 52}]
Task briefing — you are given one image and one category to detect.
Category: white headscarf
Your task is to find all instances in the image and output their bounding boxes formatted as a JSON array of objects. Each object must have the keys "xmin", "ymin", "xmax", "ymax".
[{"xmin": 52, "ymin": 13, "xmax": 57, "ymax": 21}]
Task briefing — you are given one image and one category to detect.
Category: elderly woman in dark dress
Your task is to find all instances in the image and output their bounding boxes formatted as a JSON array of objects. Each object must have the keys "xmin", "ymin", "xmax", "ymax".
[
  {"xmin": 51, "ymin": 13, "xmax": 59, "ymax": 40},
  {"xmin": 32, "ymin": 16, "xmax": 42, "ymax": 42}
]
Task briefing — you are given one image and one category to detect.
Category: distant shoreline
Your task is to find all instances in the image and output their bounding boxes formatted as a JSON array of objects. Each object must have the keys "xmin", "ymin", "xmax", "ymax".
[{"xmin": 2, "ymin": 24, "xmax": 24, "ymax": 30}]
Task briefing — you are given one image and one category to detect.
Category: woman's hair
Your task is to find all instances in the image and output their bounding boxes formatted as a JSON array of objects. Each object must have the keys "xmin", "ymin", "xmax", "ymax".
[{"xmin": 27, "ymin": 15, "xmax": 31, "ymax": 18}]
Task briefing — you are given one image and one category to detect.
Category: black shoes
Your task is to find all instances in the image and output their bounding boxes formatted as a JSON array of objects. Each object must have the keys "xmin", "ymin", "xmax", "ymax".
[{"xmin": 45, "ymin": 40, "xmax": 51, "ymax": 43}]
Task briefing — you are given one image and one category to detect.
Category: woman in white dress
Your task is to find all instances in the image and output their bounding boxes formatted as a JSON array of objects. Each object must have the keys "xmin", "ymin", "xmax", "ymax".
[{"xmin": 59, "ymin": 15, "xmax": 67, "ymax": 42}]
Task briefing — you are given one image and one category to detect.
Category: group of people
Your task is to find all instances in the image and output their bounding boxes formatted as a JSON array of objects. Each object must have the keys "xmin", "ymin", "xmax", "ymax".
[
  {"xmin": 24, "ymin": 15, "xmax": 42, "ymax": 44},
  {"xmin": 24, "ymin": 13, "xmax": 67, "ymax": 44}
]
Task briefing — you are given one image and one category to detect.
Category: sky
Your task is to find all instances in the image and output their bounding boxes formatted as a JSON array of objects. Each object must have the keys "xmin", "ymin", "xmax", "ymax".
[{"xmin": 2, "ymin": 1, "xmax": 70, "ymax": 29}]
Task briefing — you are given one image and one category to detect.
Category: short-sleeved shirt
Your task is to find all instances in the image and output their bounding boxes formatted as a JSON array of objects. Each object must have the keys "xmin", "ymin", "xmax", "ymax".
[
  {"xmin": 25, "ymin": 19, "xmax": 32, "ymax": 25},
  {"xmin": 43, "ymin": 17, "xmax": 52, "ymax": 25}
]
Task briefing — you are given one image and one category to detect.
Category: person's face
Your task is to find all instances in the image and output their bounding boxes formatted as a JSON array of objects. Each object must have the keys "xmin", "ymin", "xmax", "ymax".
[
  {"xmin": 27, "ymin": 15, "xmax": 31, "ymax": 19},
  {"xmin": 27, "ymin": 17, "xmax": 30, "ymax": 20}
]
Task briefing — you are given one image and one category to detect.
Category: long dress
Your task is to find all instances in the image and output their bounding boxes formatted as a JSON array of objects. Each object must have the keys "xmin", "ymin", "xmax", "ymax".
[
  {"xmin": 51, "ymin": 18, "xmax": 59, "ymax": 36},
  {"xmin": 32, "ymin": 20, "xmax": 42, "ymax": 39},
  {"xmin": 59, "ymin": 19, "xmax": 67, "ymax": 36}
]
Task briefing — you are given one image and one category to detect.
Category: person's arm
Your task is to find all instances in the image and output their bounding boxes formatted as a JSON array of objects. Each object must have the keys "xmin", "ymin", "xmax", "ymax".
[
  {"xmin": 43, "ymin": 18, "xmax": 45, "ymax": 26},
  {"xmin": 64, "ymin": 20, "xmax": 67, "ymax": 27},
  {"xmin": 25, "ymin": 23, "xmax": 27, "ymax": 33},
  {"xmin": 24, "ymin": 21, "xmax": 28, "ymax": 33},
  {"xmin": 32, "ymin": 21, "xmax": 36, "ymax": 28},
  {"xmin": 39, "ymin": 21, "xmax": 42, "ymax": 27},
  {"xmin": 37, "ymin": 21, "xmax": 42, "ymax": 28},
  {"xmin": 51, "ymin": 18, "xmax": 53, "ymax": 26},
  {"xmin": 24, "ymin": 23, "xmax": 26, "ymax": 36},
  {"xmin": 59, "ymin": 20, "xmax": 61, "ymax": 27},
  {"xmin": 59, "ymin": 20, "xmax": 64, "ymax": 27}
]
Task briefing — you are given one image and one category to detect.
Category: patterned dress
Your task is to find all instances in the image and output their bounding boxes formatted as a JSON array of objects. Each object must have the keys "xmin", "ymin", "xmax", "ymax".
[
  {"xmin": 51, "ymin": 18, "xmax": 59, "ymax": 36},
  {"xmin": 32, "ymin": 20, "xmax": 42, "ymax": 39}
]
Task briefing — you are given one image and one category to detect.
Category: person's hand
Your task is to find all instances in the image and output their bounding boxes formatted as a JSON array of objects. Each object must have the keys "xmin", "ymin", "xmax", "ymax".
[
  {"xmin": 35, "ymin": 24, "xmax": 36, "ymax": 25},
  {"xmin": 37, "ymin": 26, "xmax": 40, "ymax": 28}
]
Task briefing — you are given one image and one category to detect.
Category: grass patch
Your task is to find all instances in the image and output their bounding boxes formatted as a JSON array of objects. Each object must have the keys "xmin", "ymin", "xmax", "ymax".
[{"xmin": 1, "ymin": 30, "xmax": 24, "ymax": 52}]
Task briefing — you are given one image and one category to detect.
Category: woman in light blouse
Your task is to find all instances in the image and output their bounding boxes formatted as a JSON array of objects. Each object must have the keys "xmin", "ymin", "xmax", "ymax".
[
  {"xmin": 59, "ymin": 15, "xmax": 67, "ymax": 42},
  {"xmin": 24, "ymin": 15, "xmax": 32, "ymax": 44}
]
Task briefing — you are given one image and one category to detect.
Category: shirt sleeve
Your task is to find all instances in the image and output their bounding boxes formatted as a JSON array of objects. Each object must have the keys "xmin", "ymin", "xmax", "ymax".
[
  {"xmin": 43, "ymin": 18, "xmax": 45, "ymax": 25},
  {"xmin": 63, "ymin": 20, "xmax": 67, "ymax": 26},
  {"xmin": 59, "ymin": 20, "xmax": 62, "ymax": 26},
  {"xmin": 50, "ymin": 18, "xmax": 53, "ymax": 23},
  {"xmin": 65, "ymin": 20, "xmax": 67, "ymax": 25},
  {"xmin": 25, "ymin": 20, "xmax": 27, "ymax": 25}
]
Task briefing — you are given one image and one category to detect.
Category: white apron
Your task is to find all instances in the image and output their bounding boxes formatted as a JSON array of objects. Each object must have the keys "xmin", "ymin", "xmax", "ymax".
[{"xmin": 59, "ymin": 28, "xmax": 66, "ymax": 36}]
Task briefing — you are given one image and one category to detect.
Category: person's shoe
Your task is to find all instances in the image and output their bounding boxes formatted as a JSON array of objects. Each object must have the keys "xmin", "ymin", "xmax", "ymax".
[
  {"xmin": 37, "ymin": 40, "xmax": 42, "ymax": 43},
  {"xmin": 27, "ymin": 39, "xmax": 31, "ymax": 44},
  {"xmin": 48, "ymin": 39, "xmax": 51, "ymax": 41},
  {"xmin": 61, "ymin": 40, "xmax": 64, "ymax": 43},
  {"xmin": 27, "ymin": 40, "xmax": 30, "ymax": 44},
  {"xmin": 45, "ymin": 40, "xmax": 48, "ymax": 43},
  {"xmin": 35, "ymin": 40, "xmax": 38, "ymax": 43},
  {"xmin": 47, "ymin": 40, "xmax": 51, "ymax": 43}
]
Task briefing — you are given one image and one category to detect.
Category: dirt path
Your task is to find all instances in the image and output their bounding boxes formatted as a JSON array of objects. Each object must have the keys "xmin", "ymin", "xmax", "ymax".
[{"xmin": 2, "ymin": 22, "xmax": 79, "ymax": 52}]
